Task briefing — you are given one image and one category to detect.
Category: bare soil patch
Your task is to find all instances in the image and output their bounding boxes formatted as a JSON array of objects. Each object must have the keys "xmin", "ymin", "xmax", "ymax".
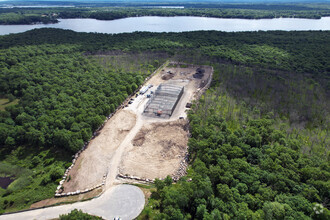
[
  {"xmin": 62, "ymin": 110, "xmax": 136, "ymax": 192},
  {"xmin": 120, "ymin": 120, "xmax": 188, "ymax": 180}
]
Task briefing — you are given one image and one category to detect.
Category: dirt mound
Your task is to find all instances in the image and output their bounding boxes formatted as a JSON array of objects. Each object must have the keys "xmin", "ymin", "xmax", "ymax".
[
  {"xmin": 132, "ymin": 130, "xmax": 147, "ymax": 146},
  {"xmin": 159, "ymin": 140, "xmax": 185, "ymax": 159},
  {"xmin": 161, "ymin": 71, "xmax": 175, "ymax": 80}
]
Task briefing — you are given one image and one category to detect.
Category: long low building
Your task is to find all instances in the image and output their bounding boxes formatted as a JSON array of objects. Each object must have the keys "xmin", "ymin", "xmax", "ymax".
[{"xmin": 143, "ymin": 83, "xmax": 184, "ymax": 118}]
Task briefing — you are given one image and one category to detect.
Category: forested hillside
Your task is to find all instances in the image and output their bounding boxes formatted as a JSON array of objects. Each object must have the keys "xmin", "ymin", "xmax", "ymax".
[
  {"xmin": 0, "ymin": 45, "xmax": 148, "ymax": 152},
  {"xmin": 0, "ymin": 29, "xmax": 329, "ymax": 216},
  {"xmin": 1, "ymin": 29, "xmax": 329, "ymax": 76}
]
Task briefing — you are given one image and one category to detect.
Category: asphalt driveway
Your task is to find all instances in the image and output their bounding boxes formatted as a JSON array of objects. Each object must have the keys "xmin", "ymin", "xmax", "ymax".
[{"xmin": 0, "ymin": 184, "xmax": 145, "ymax": 220}]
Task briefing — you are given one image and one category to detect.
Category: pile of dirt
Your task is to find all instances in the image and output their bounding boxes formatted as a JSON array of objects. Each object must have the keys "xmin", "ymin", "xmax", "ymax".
[
  {"xmin": 161, "ymin": 71, "xmax": 175, "ymax": 80},
  {"xmin": 159, "ymin": 140, "xmax": 185, "ymax": 159},
  {"xmin": 132, "ymin": 131, "xmax": 147, "ymax": 146}
]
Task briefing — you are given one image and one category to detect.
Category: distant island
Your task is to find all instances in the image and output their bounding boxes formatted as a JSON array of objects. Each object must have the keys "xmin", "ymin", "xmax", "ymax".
[{"xmin": 1, "ymin": 1, "xmax": 330, "ymax": 24}]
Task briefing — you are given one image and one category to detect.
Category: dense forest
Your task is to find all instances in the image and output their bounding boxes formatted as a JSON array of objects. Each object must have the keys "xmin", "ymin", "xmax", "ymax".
[
  {"xmin": 0, "ymin": 33, "xmax": 163, "ymax": 213},
  {"xmin": 139, "ymin": 74, "xmax": 329, "ymax": 219},
  {"xmin": 1, "ymin": 2, "xmax": 330, "ymax": 24},
  {"xmin": 0, "ymin": 28, "xmax": 329, "ymax": 217}
]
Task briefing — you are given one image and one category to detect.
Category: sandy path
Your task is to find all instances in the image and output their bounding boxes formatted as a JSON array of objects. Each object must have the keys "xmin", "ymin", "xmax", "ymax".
[{"xmin": 105, "ymin": 114, "xmax": 144, "ymax": 189}]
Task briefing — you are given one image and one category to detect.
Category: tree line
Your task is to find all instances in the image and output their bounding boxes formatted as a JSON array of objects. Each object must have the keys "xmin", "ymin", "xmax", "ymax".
[{"xmin": 1, "ymin": 29, "xmax": 329, "ymax": 78}]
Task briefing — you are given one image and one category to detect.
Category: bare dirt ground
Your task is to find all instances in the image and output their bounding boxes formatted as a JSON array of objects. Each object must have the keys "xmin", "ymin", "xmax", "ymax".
[
  {"xmin": 117, "ymin": 63, "xmax": 212, "ymax": 181},
  {"xmin": 62, "ymin": 110, "xmax": 136, "ymax": 192},
  {"xmin": 119, "ymin": 120, "xmax": 188, "ymax": 179}
]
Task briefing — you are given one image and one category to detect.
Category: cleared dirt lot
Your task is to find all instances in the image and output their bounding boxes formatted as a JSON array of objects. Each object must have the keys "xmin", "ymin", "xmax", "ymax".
[
  {"xmin": 118, "ymin": 63, "xmax": 212, "ymax": 180},
  {"xmin": 60, "ymin": 62, "xmax": 212, "ymax": 193},
  {"xmin": 62, "ymin": 110, "xmax": 136, "ymax": 192},
  {"xmin": 119, "ymin": 120, "xmax": 188, "ymax": 179}
]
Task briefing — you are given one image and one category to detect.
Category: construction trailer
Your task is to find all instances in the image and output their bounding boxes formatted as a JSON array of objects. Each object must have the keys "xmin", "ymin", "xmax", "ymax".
[
  {"xmin": 143, "ymin": 83, "xmax": 184, "ymax": 118},
  {"xmin": 139, "ymin": 85, "xmax": 149, "ymax": 94}
]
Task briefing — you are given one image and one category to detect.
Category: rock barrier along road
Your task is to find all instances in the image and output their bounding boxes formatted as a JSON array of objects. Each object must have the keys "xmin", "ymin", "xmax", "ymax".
[{"xmin": 0, "ymin": 184, "xmax": 145, "ymax": 220}]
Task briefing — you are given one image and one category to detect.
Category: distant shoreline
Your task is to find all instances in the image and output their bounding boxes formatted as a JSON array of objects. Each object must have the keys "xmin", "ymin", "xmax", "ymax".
[{"xmin": 1, "ymin": 3, "xmax": 329, "ymax": 25}]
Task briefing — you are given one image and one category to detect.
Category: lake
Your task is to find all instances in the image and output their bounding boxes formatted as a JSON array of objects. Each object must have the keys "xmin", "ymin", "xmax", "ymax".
[{"xmin": 0, "ymin": 16, "xmax": 330, "ymax": 35}]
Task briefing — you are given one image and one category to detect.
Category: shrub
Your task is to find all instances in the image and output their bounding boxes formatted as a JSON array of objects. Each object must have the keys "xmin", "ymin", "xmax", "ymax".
[{"xmin": 59, "ymin": 209, "xmax": 102, "ymax": 220}]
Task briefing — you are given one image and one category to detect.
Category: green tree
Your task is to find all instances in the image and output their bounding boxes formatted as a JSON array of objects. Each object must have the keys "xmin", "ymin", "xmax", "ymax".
[{"xmin": 59, "ymin": 209, "xmax": 102, "ymax": 220}]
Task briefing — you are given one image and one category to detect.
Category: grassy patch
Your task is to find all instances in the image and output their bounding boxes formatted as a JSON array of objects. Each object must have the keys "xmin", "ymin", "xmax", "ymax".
[
  {"xmin": 0, "ymin": 146, "xmax": 71, "ymax": 214},
  {"xmin": 0, "ymin": 99, "xmax": 19, "ymax": 111},
  {"xmin": 137, "ymin": 197, "xmax": 161, "ymax": 220},
  {"xmin": 0, "ymin": 162, "xmax": 33, "ymax": 193},
  {"xmin": 90, "ymin": 52, "xmax": 167, "ymax": 79},
  {"xmin": 135, "ymin": 183, "xmax": 158, "ymax": 220},
  {"xmin": 128, "ymin": 182, "xmax": 155, "ymax": 189}
]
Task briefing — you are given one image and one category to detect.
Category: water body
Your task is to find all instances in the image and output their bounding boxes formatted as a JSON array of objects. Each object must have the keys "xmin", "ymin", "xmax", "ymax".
[
  {"xmin": 0, "ymin": 16, "xmax": 329, "ymax": 35},
  {"xmin": 0, "ymin": 5, "xmax": 75, "ymax": 8},
  {"xmin": 0, "ymin": 176, "xmax": 15, "ymax": 189}
]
